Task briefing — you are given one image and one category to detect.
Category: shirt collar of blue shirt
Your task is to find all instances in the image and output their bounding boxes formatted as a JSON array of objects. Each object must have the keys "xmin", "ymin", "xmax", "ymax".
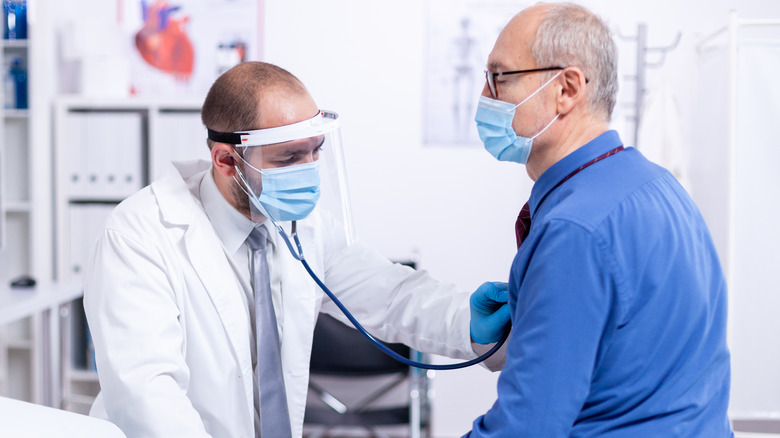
[{"xmin": 528, "ymin": 130, "xmax": 624, "ymax": 218}]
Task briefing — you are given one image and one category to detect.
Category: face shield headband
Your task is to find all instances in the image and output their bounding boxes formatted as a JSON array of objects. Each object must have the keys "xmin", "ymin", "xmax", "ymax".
[
  {"xmin": 207, "ymin": 110, "xmax": 340, "ymax": 147},
  {"xmin": 208, "ymin": 109, "xmax": 340, "ymax": 238}
]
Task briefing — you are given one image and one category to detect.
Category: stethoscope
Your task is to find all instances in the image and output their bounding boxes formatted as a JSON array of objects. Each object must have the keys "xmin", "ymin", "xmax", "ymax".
[
  {"xmin": 274, "ymin": 220, "xmax": 511, "ymax": 371},
  {"xmin": 234, "ymin": 164, "xmax": 511, "ymax": 370}
]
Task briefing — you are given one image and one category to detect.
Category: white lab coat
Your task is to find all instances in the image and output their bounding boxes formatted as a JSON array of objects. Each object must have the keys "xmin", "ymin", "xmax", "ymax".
[{"xmin": 84, "ymin": 160, "xmax": 475, "ymax": 438}]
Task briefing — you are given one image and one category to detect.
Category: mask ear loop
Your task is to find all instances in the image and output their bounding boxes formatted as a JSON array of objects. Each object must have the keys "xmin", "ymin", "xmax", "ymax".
[
  {"xmin": 531, "ymin": 113, "xmax": 560, "ymax": 140},
  {"xmin": 511, "ymin": 70, "xmax": 563, "ymax": 110},
  {"xmin": 516, "ymin": 71, "xmax": 562, "ymax": 140},
  {"xmin": 233, "ymin": 161, "xmax": 305, "ymax": 261},
  {"xmin": 235, "ymin": 151, "xmax": 264, "ymax": 173}
]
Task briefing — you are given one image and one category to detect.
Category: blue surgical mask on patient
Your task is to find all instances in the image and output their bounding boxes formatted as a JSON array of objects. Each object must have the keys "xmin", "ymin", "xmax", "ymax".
[{"xmin": 474, "ymin": 71, "xmax": 561, "ymax": 164}]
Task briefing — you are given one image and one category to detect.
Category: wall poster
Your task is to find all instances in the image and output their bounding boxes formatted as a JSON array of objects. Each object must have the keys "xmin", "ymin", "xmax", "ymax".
[
  {"xmin": 424, "ymin": 0, "xmax": 529, "ymax": 147},
  {"xmin": 118, "ymin": 0, "xmax": 262, "ymax": 97}
]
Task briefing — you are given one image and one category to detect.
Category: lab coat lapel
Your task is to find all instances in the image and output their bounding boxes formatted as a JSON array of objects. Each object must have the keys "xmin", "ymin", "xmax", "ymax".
[
  {"xmin": 184, "ymin": 213, "xmax": 253, "ymax": 387},
  {"xmin": 152, "ymin": 162, "xmax": 255, "ymax": 419}
]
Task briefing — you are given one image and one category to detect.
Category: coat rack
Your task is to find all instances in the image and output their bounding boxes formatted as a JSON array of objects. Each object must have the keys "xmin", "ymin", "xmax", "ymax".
[{"xmin": 618, "ymin": 23, "xmax": 681, "ymax": 147}]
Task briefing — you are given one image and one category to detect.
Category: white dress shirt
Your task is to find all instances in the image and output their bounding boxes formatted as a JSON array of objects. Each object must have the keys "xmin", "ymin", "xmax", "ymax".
[{"xmin": 198, "ymin": 169, "xmax": 280, "ymax": 433}]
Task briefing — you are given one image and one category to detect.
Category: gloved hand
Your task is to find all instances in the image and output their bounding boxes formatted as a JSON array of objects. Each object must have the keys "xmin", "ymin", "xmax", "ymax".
[{"xmin": 470, "ymin": 281, "xmax": 511, "ymax": 344}]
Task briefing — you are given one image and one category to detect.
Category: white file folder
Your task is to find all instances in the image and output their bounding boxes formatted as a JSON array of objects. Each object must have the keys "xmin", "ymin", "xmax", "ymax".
[
  {"xmin": 65, "ymin": 113, "xmax": 87, "ymax": 197},
  {"xmin": 114, "ymin": 113, "xmax": 143, "ymax": 197},
  {"xmin": 66, "ymin": 112, "xmax": 144, "ymax": 200},
  {"xmin": 67, "ymin": 204, "xmax": 115, "ymax": 282}
]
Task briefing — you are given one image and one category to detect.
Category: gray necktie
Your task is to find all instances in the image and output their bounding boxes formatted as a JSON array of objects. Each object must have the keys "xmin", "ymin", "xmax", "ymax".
[{"xmin": 246, "ymin": 226, "xmax": 291, "ymax": 437}]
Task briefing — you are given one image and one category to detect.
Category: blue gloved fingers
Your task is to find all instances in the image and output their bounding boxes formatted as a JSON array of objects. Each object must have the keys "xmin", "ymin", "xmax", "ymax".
[
  {"xmin": 483, "ymin": 281, "xmax": 508, "ymax": 304},
  {"xmin": 471, "ymin": 281, "xmax": 509, "ymax": 313},
  {"xmin": 474, "ymin": 303, "xmax": 511, "ymax": 343},
  {"xmin": 485, "ymin": 304, "xmax": 511, "ymax": 328},
  {"xmin": 470, "ymin": 281, "xmax": 512, "ymax": 344}
]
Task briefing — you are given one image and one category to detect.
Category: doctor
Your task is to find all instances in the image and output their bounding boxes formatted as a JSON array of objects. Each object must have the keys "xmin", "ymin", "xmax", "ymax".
[{"xmin": 84, "ymin": 61, "xmax": 509, "ymax": 438}]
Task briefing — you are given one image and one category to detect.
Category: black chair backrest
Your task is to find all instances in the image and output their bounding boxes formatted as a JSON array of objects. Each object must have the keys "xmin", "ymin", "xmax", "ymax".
[{"xmin": 309, "ymin": 313, "xmax": 410, "ymax": 376}]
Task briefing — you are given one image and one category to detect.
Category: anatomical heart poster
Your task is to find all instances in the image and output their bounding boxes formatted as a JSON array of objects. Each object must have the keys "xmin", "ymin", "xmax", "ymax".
[{"xmin": 119, "ymin": 0, "xmax": 261, "ymax": 97}]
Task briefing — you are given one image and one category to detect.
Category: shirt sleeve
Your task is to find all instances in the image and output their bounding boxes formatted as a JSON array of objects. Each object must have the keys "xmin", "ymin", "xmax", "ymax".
[
  {"xmin": 466, "ymin": 219, "xmax": 614, "ymax": 437},
  {"xmin": 84, "ymin": 229, "xmax": 211, "ymax": 437}
]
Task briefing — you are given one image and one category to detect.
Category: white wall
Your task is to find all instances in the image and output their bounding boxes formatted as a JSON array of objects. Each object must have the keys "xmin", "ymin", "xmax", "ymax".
[
  {"xmin": 42, "ymin": 0, "xmax": 780, "ymax": 436},
  {"xmin": 263, "ymin": 1, "xmax": 780, "ymax": 435},
  {"xmin": 264, "ymin": 2, "xmax": 525, "ymax": 434}
]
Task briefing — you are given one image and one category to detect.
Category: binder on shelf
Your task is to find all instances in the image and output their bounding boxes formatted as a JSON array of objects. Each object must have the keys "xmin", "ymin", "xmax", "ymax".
[
  {"xmin": 66, "ymin": 111, "xmax": 144, "ymax": 200},
  {"xmin": 66, "ymin": 204, "xmax": 115, "ymax": 282},
  {"xmin": 65, "ymin": 113, "xmax": 86, "ymax": 196},
  {"xmin": 84, "ymin": 114, "xmax": 106, "ymax": 198},
  {"xmin": 67, "ymin": 205, "xmax": 87, "ymax": 280},
  {"xmin": 116, "ymin": 113, "xmax": 144, "ymax": 196}
]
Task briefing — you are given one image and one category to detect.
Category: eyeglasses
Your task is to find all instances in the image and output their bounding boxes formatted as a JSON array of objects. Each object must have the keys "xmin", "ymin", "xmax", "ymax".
[{"xmin": 484, "ymin": 66, "xmax": 564, "ymax": 99}]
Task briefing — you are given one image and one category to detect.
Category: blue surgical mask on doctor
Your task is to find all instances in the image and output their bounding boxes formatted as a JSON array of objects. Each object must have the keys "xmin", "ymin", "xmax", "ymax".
[
  {"xmin": 234, "ymin": 155, "xmax": 321, "ymax": 222},
  {"xmin": 475, "ymin": 71, "xmax": 562, "ymax": 164}
]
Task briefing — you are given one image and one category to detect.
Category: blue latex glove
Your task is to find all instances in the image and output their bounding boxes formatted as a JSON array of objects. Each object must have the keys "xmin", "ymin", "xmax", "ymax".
[{"xmin": 470, "ymin": 281, "xmax": 511, "ymax": 344}]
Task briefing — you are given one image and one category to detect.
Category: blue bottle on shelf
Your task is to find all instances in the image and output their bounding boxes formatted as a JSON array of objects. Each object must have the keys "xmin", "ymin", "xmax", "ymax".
[
  {"xmin": 3, "ymin": 0, "xmax": 27, "ymax": 40},
  {"xmin": 8, "ymin": 57, "xmax": 26, "ymax": 109}
]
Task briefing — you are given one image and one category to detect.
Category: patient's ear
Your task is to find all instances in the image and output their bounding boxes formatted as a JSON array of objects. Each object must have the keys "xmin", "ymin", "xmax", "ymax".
[{"xmin": 555, "ymin": 66, "xmax": 588, "ymax": 116}]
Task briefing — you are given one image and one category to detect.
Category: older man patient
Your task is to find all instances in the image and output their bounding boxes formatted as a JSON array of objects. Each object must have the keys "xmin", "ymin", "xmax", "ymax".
[{"xmin": 467, "ymin": 2, "xmax": 732, "ymax": 437}]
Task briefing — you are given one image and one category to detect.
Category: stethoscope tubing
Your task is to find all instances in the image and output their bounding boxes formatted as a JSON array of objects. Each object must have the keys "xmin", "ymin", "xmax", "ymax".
[{"xmin": 281, "ymin": 221, "xmax": 510, "ymax": 370}]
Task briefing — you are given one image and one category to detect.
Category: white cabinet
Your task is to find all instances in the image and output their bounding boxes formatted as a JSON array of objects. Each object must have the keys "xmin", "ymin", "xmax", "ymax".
[
  {"xmin": 0, "ymin": 42, "xmax": 31, "ymax": 281},
  {"xmin": 53, "ymin": 98, "xmax": 206, "ymax": 412},
  {"xmin": 0, "ymin": 11, "xmax": 39, "ymax": 404}
]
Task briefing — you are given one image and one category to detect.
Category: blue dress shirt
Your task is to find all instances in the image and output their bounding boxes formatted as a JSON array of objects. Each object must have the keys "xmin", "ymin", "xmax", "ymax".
[{"xmin": 467, "ymin": 131, "xmax": 733, "ymax": 437}]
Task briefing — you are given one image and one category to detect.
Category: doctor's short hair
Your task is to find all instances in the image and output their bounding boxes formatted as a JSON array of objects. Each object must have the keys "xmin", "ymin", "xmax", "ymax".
[
  {"xmin": 531, "ymin": 2, "xmax": 618, "ymax": 122},
  {"xmin": 201, "ymin": 61, "xmax": 308, "ymax": 150}
]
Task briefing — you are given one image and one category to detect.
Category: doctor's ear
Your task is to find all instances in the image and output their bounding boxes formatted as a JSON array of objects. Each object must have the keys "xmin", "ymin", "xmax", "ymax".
[{"xmin": 212, "ymin": 144, "xmax": 239, "ymax": 178}]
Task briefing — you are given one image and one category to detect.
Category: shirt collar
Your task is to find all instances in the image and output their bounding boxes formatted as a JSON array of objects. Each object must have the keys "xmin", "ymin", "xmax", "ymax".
[
  {"xmin": 528, "ymin": 130, "xmax": 624, "ymax": 217},
  {"xmin": 200, "ymin": 167, "xmax": 273, "ymax": 255}
]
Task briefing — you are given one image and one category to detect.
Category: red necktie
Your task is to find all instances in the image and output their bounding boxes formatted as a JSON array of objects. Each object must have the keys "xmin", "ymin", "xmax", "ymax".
[{"xmin": 515, "ymin": 146, "xmax": 624, "ymax": 249}]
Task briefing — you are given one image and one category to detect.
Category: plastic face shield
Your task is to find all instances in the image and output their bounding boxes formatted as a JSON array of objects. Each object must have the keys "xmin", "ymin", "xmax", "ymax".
[{"xmin": 208, "ymin": 110, "xmax": 355, "ymax": 244}]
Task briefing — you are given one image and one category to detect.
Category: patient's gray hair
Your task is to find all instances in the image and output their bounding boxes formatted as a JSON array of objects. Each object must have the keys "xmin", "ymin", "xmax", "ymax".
[{"xmin": 531, "ymin": 2, "xmax": 618, "ymax": 121}]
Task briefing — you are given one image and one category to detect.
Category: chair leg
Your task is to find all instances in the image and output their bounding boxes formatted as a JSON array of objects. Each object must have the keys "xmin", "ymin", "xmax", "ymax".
[
  {"xmin": 409, "ymin": 377, "xmax": 422, "ymax": 438},
  {"xmin": 305, "ymin": 428, "xmax": 326, "ymax": 438},
  {"xmin": 351, "ymin": 373, "xmax": 408, "ymax": 413},
  {"xmin": 363, "ymin": 425, "xmax": 393, "ymax": 438},
  {"xmin": 309, "ymin": 380, "xmax": 348, "ymax": 414}
]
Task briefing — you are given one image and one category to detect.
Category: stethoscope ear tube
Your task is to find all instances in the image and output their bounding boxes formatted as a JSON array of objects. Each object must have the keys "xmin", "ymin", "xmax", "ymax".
[{"xmin": 287, "ymin": 222, "xmax": 510, "ymax": 370}]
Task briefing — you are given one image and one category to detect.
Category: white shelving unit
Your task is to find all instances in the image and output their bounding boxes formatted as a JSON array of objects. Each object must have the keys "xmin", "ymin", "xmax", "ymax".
[
  {"xmin": 53, "ymin": 97, "xmax": 208, "ymax": 413},
  {"xmin": 0, "ymin": 13, "xmax": 40, "ymax": 404}
]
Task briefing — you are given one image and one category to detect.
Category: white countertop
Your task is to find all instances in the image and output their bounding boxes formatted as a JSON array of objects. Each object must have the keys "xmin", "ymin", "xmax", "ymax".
[
  {"xmin": 0, "ymin": 281, "xmax": 84, "ymax": 325},
  {"xmin": 0, "ymin": 396, "xmax": 126, "ymax": 437}
]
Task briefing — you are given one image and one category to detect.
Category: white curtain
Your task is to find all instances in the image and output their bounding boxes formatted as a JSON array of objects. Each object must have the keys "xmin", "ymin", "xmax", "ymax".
[
  {"xmin": 729, "ymin": 40, "xmax": 780, "ymax": 418},
  {"xmin": 637, "ymin": 75, "xmax": 691, "ymax": 193},
  {"xmin": 693, "ymin": 36, "xmax": 780, "ymax": 419}
]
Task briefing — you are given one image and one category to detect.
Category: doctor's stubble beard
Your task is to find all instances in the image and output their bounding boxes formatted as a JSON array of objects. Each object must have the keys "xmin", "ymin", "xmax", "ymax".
[{"xmin": 231, "ymin": 179, "xmax": 252, "ymax": 218}]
